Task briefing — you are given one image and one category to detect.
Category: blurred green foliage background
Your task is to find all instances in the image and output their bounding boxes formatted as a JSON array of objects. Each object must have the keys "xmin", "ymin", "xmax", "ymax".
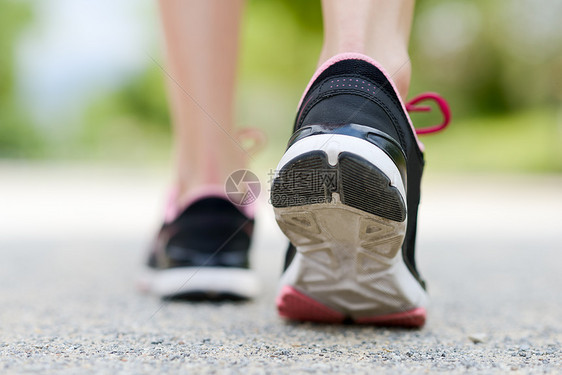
[
  {"xmin": 1, "ymin": 0, "xmax": 561, "ymax": 173},
  {"xmin": 0, "ymin": 1, "xmax": 44, "ymax": 157}
]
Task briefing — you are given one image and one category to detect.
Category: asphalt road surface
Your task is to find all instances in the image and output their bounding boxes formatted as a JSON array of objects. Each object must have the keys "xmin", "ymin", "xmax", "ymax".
[{"xmin": 1, "ymin": 164, "xmax": 561, "ymax": 374}]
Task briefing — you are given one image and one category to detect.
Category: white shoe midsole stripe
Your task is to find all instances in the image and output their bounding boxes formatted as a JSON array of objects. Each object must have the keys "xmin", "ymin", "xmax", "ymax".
[{"xmin": 139, "ymin": 267, "xmax": 260, "ymax": 297}]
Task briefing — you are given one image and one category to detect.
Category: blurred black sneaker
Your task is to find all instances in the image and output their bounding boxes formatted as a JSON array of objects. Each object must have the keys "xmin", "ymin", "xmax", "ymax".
[
  {"xmin": 271, "ymin": 53, "xmax": 450, "ymax": 326},
  {"xmin": 139, "ymin": 187, "xmax": 260, "ymax": 301}
]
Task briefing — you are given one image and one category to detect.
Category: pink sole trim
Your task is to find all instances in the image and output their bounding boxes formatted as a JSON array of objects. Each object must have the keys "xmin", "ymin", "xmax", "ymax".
[
  {"xmin": 276, "ymin": 286, "xmax": 426, "ymax": 328},
  {"xmin": 276, "ymin": 286, "xmax": 345, "ymax": 323},
  {"xmin": 297, "ymin": 52, "xmax": 424, "ymax": 152},
  {"xmin": 355, "ymin": 307, "xmax": 426, "ymax": 328}
]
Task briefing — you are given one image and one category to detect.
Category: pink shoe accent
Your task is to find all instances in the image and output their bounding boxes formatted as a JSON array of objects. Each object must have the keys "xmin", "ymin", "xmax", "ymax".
[
  {"xmin": 164, "ymin": 184, "xmax": 255, "ymax": 223},
  {"xmin": 355, "ymin": 307, "xmax": 426, "ymax": 328},
  {"xmin": 277, "ymin": 286, "xmax": 426, "ymax": 327},
  {"xmin": 276, "ymin": 286, "xmax": 345, "ymax": 323},
  {"xmin": 163, "ymin": 187, "xmax": 182, "ymax": 223},
  {"xmin": 406, "ymin": 92, "xmax": 451, "ymax": 135}
]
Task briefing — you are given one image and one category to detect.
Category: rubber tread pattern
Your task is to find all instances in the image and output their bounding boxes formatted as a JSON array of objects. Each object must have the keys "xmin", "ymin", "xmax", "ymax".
[
  {"xmin": 339, "ymin": 152, "xmax": 405, "ymax": 222},
  {"xmin": 271, "ymin": 151, "xmax": 405, "ymax": 223}
]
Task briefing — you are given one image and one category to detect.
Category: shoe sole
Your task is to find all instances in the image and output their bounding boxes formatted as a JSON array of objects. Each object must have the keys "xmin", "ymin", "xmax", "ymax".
[
  {"xmin": 271, "ymin": 134, "xmax": 428, "ymax": 327},
  {"xmin": 138, "ymin": 267, "xmax": 260, "ymax": 301}
]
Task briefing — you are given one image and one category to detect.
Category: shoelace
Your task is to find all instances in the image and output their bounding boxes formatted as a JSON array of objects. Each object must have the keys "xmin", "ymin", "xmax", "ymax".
[{"xmin": 406, "ymin": 92, "xmax": 451, "ymax": 135}]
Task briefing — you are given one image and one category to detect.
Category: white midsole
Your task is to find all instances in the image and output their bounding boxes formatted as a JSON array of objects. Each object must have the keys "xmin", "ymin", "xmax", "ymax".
[
  {"xmin": 275, "ymin": 133, "xmax": 406, "ymax": 202},
  {"xmin": 138, "ymin": 267, "xmax": 260, "ymax": 298}
]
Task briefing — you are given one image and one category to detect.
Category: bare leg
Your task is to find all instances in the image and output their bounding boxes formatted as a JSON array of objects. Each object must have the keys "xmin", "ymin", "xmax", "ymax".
[
  {"xmin": 320, "ymin": 0, "xmax": 415, "ymax": 99},
  {"xmin": 159, "ymin": 0, "xmax": 245, "ymax": 204}
]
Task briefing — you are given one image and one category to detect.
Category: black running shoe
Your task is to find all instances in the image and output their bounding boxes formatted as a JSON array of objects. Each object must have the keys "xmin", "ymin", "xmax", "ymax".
[
  {"xmin": 140, "ymin": 188, "xmax": 260, "ymax": 300},
  {"xmin": 271, "ymin": 53, "xmax": 450, "ymax": 326}
]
